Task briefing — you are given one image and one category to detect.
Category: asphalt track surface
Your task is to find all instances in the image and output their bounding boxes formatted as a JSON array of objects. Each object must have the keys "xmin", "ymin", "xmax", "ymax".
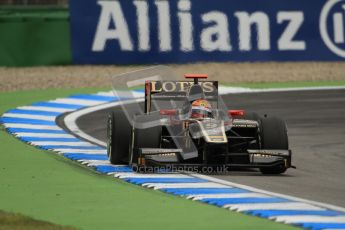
[{"xmin": 74, "ymin": 89, "xmax": 345, "ymax": 207}]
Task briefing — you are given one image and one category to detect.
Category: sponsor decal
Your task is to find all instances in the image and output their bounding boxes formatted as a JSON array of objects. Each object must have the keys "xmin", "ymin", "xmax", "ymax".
[
  {"xmin": 233, "ymin": 124, "xmax": 257, "ymax": 128},
  {"xmin": 157, "ymin": 153, "xmax": 176, "ymax": 156},
  {"xmin": 150, "ymin": 81, "xmax": 215, "ymax": 93},
  {"xmin": 141, "ymin": 148, "xmax": 181, "ymax": 154},
  {"xmin": 70, "ymin": 0, "xmax": 345, "ymax": 63},
  {"xmin": 320, "ymin": 0, "xmax": 345, "ymax": 58},
  {"xmin": 90, "ymin": 0, "xmax": 306, "ymax": 53},
  {"xmin": 249, "ymin": 150, "xmax": 290, "ymax": 156},
  {"xmin": 252, "ymin": 153, "xmax": 274, "ymax": 158},
  {"xmin": 204, "ymin": 122, "xmax": 219, "ymax": 129}
]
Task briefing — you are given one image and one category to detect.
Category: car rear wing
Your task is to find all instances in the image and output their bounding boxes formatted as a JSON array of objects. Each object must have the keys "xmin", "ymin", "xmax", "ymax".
[{"xmin": 144, "ymin": 80, "xmax": 218, "ymax": 113}]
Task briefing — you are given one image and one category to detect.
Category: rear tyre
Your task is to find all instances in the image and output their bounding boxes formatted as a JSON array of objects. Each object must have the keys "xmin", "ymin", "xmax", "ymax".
[
  {"xmin": 259, "ymin": 117, "xmax": 289, "ymax": 174},
  {"xmin": 107, "ymin": 111, "xmax": 131, "ymax": 164}
]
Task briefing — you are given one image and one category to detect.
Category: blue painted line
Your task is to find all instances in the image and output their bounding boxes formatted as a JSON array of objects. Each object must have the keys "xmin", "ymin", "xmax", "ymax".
[
  {"xmin": 246, "ymin": 210, "xmax": 343, "ymax": 218},
  {"xmin": 69, "ymin": 94, "xmax": 118, "ymax": 101},
  {"xmin": 201, "ymin": 197, "xmax": 290, "ymax": 206},
  {"xmin": 162, "ymin": 188, "xmax": 249, "ymax": 195},
  {"xmin": 31, "ymin": 102, "xmax": 84, "ymax": 109},
  {"xmin": 124, "ymin": 177, "xmax": 207, "ymax": 185},
  {"xmin": 40, "ymin": 145, "xmax": 104, "ymax": 150},
  {"xmin": 64, "ymin": 153, "xmax": 108, "ymax": 161},
  {"xmin": 7, "ymin": 128, "xmax": 66, "ymax": 134},
  {"xmin": 297, "ymin": 223, "xmax": 345, "ymax": 230},
  {"xmin": 6, "ymin": 109, "xmax": 61, "ymax": 116},
  {"xmin": 0, "ymin": 117, "xmax": 56, "ymax": 125},
  {"xmin": 95, "ymin": 165, "xmax": 133, "ymax": 173},
  {"xmin": 19, "ymin": 137, "xmax": 81, "ymax": 142}
]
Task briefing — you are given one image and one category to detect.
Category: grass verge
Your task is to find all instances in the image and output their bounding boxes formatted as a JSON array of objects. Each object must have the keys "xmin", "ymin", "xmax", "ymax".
[{"xmin": 0, "ymin": 88, "xmax": 299, "ymax": 230}]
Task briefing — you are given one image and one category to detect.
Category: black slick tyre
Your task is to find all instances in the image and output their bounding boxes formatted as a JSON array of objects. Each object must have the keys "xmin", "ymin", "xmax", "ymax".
[
  {"xmin": 107, "ymin": 111, "xmax": 131, "ymax": 164},
  {"xmin": 259, "ymin": 117, "xmax": 289, "ymax": 174}
]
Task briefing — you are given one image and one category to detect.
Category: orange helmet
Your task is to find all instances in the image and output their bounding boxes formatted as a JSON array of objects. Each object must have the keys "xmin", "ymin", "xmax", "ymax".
[{"xmin": 191, "ymin": 99, "xmax": 212, "ymax": 119}]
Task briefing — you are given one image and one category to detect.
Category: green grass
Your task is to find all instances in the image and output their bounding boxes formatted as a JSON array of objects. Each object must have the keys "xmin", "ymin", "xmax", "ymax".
[
  {"xmin": 0, "ymin": 88, "xmax": 299, "ymax": 230},
  {"xmin": 223, "ymin": 80, "xmax": 345, "ymax": 89}
]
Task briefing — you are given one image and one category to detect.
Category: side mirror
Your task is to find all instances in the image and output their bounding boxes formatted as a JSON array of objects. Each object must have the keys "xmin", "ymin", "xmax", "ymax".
[
  {"xmin": 160, "ymin": 109, "xmax": 177, "ymax": 116},
  {"xmin": 228, "ymin": 110, "xmax": 245, "ymax": 117}
]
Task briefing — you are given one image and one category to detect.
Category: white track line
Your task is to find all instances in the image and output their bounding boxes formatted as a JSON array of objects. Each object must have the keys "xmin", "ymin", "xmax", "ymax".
[
  {"xmin": 143, "ymin": 182, "xmax": 232, "ymax": 190},
  {"xmin": 271, "ymin": 215, "xmax": 345, "ymax": 223},
  {"xmin": 17, "ymin": 106, "xmax": 74, "ymax": 113},
  {"xmin": 4, "ymin": 124, "xmax": 62, "ymax": 130},
  {"xmin": 50, "ymin": 98, "xmax": 105, "ymax": 106},
  {"xmin": 78, "ymin": 160, "xmax": 114, "ymax": 166},
  {"xmin": 224, "ymin": 202, "xmax": 326, "ymax": 211},
  {"xmin": 114, "ymin": 173, "xmax": 192, "ymax": 179},
  {"xmin": 187, "ymin": 193, "xmax": 271, "ymax": 200},
  {"xmin": 97, "ymin": 90, "xmax": 144, "ymax": 98},
  {"xmin": 14, "ymin": 133, "xmax": 75, "ymax": 138},
  {"xmin": 29, "ymin": 141, "xmax": 95, "ymax": 147},
  {"xmin": 55, "ymin": 149, "xmax": 106, "ymax": 154},
  {"xmin": 96, "ymin": 91, "xmax": 114, "ymax": 97},
  {"xmin": 2, "ymin": 113, "xmax": 56, "ymax": 121}
]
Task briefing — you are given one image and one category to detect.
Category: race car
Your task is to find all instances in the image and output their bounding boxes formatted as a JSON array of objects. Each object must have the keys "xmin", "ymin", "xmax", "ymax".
[{"xmin": 107, "ymin": 73, "xmax": 293, "ymax": 174}]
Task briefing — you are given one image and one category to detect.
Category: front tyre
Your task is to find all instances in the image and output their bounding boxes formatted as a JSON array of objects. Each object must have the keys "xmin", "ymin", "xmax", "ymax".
[{"xmin": 259, "ymin": 117, "xmax": 289, "ymax": 174}]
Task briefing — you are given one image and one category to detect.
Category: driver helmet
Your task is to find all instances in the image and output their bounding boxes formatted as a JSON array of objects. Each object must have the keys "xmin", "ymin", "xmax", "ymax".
[{"xmin": 191, "ymin": 99, "xmax": 213, "ymax": 119}]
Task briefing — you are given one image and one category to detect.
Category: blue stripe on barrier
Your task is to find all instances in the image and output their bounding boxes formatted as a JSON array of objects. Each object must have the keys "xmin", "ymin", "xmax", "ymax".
[
  {"xmin": 0, "ymin": 117, "xmax": 56, "ymax": 125},
  {"xmin": 161, "ymin": 188, "xmax": 249, "ymax": 195},
  {"xmin": 297, "ymin": 223, "xmax": 345, "ymax": 230},
  {"xmin": 95, "ymin": 165, "xmax": 133, "ymax": 173},
  {"xmin": 201, "ymin": 197, "xmax": 289, "ymax": 206},
  {"xmin": 6, "ymin": 109, "xmax": 61, "ymax": 116},
  {"xmin": 7, "ymin": 128, "xmax": 66, "ymax": 134},
  {"xmin": 64, "ymin": 153, "xmax": 108, "ymax": 160},
  {"xmin": 69, "ymin": 94, "xmax": 118, "ymax": 101},
  {"xmin": 40, "ymin": 145, "xmax": 104, "ymax": 150},
  {"xmin": 31, "ymin": 102, "xmax": 84, "ymax": 109},
  {"xmin": 246, "ymin": 210, "xmax": 343, "ymax": 218},
  {"xmin": 19, "ymin": 137, "xmax": 81, "ymax": 142},
  {"xmin": 124, "ymin": 177, "xmax": 207, "ymax": 185}
]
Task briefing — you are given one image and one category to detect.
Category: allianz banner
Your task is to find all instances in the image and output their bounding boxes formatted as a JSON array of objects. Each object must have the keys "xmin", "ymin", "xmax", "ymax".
[{"xmin": 69, "ymin": 0, "xmax": 345, "ymax": 64}]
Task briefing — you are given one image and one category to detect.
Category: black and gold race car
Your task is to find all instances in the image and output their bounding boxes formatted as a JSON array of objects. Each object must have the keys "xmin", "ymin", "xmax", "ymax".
[{"xmin": 107, "ymin": 67, "xmax": 293, "ymax": 174}]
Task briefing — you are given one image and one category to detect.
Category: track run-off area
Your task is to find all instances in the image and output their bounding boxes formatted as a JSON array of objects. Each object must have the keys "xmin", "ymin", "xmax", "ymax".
[{"xmin": 1, "ymin": 86, "xmax": 345, "ymax": 230}]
